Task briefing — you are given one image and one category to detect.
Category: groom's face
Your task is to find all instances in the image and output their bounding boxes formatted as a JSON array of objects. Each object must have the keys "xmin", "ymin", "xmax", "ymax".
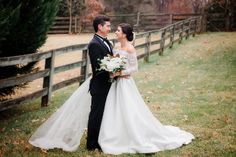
[{"xmin": 98, "ymin": 21, "xmax": 111, "ymax": 37}]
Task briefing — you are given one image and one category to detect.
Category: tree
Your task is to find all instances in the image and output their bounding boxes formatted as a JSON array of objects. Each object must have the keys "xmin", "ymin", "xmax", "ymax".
[
  {"xmin": 67, "ymin": 0, "xmax": 73, "ymax": 33},
  {"xmin": 57, "ymin": 0, "xmax": 85, "ymax": 34},
  {"xmin": 103, "ymin": 0, "xmax": 142, "ymax": 14},
  {"xmin": 190, "ymin": 0, "xmax": 210, "ymax": 13},
  {"xmin": 153, "ymin": 0, "xmax": 173, "ymax": 13},
  {"xmin": 0, "ymin": 0, "xmax": 59, "ymax": 99},
  {"xmin": 84, "ymin": 0, "xmax": 104, "ymax": 19},
  {"xmin": 76, "ymin": 0, "xmax": 104, "ymax": 33}
]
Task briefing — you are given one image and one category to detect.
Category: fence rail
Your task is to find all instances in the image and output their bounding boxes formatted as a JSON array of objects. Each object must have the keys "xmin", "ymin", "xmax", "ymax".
[{"xmin": 0, "ymin": 17, "xmax": 201, "ymax": 111}]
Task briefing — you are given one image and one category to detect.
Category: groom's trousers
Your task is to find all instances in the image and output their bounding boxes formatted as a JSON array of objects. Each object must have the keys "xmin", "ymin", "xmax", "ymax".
[{"xmin": 87, "ymin": 93, "xmax": 107, "ymax": 150}]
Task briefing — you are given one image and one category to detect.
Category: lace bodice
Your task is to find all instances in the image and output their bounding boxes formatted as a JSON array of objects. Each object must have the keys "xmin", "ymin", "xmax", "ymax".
[{"xmin": 114, "ymin": 50, "xmax": 138, "ymax": 75}]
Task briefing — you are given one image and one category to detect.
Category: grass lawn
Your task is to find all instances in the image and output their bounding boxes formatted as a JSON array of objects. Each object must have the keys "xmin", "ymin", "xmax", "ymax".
[{"xmin": 0, "ymin": 32, "xmax": 235, "ymax": 157}]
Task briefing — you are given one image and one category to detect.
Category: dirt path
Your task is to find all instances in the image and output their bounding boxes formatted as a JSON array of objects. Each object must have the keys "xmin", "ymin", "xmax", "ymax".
[{"xmin": 39, "ymin": 33, "xmax": 116, "ymax": 51}]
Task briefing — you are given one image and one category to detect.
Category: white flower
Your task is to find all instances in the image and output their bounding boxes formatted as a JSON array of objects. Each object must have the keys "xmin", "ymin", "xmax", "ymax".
[
  {"xmin": 98, "ymin": 54, "xmax": 127, "ymax": 73},
  {"xmin": 106, "ymin": 61, "xmax": 118, "ymax": 71}
]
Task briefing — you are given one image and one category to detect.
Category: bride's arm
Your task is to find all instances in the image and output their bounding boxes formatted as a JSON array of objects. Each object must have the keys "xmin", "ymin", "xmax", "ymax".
[{"xmin": 121, "ymin": 50, "xmax": 138, "ymax": 76}]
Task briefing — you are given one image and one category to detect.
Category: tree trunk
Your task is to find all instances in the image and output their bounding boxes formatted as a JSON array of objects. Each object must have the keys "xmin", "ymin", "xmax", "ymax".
[
  {"xmin": 225, "ymin": 0, "xmax": 230, "ymax": 31},
  {"xmin": 67, "ymin": 0, "xmax": 72, "ymax": 34}
]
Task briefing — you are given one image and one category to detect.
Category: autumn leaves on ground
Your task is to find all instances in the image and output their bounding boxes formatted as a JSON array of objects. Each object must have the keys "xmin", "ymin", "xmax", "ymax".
[{"xmin": 0, "ymin": 32, "xmax": 235, "ymax": 157}]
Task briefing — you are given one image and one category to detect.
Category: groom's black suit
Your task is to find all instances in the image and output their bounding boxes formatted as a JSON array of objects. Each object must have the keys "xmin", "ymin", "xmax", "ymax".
[{"xmin": 87, "ymin": 34, "xmax": 113, "ymax": 150}]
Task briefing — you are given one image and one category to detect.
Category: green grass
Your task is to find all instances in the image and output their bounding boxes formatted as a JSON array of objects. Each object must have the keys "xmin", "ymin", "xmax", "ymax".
[{"xmin": 1, "ymin": 32, "xmax": 236, "ymax": 157}]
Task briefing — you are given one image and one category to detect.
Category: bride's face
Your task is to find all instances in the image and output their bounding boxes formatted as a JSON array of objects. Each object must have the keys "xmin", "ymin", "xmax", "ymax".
[{"xmin": 115, "ymin": 26, "xmax": 126, "ymax": 41}]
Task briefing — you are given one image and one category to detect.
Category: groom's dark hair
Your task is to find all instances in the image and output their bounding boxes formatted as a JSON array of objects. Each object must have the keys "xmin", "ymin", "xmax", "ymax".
[{"xmin": 93, "ymin": 15, "xmax": 110, "ymax": 32}]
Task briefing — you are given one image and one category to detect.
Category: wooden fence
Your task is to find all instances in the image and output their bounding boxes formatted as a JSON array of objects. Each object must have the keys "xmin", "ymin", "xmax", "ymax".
[
  {"xmin": 49, "ymin": 13, "xmax": 201, "ymax": 34},
  {"xmin": 0, "ymin": 17, "xmax": 201, "ymax": 111}
]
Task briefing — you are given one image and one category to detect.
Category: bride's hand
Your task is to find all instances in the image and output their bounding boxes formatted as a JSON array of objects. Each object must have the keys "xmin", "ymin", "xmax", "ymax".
[
  {"xmin": 110, "ymin": 71, "xmax": 121, "ymax": 78},
  {"xmin": 120, "ymin": 75, "xmax": 130, "ymax": 79}
]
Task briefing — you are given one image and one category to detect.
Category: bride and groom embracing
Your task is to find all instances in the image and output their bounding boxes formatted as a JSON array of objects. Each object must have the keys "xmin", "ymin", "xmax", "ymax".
[{"xmin": 29, "ymin": 15, "xmax": 194, "ymax": 155}]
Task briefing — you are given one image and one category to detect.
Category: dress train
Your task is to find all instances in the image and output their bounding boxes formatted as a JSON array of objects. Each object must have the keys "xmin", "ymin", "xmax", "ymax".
[{"xmin": 29, "ymin": 77, "xmax": 92, "ymax": 151}]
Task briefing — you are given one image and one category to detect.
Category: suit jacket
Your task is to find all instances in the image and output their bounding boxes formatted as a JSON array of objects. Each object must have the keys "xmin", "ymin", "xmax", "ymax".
[{"xmin": 88, "ymin": 34, "xmax": 113, "ymax": 95}]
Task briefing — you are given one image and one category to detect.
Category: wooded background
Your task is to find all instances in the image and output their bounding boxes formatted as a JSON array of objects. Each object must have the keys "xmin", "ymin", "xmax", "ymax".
[{"xmin": 54, "ymin": 0, "xmax": 236, "ymax": 34}]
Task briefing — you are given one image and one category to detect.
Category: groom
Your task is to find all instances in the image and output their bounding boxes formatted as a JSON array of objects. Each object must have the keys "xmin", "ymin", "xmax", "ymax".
[{"xmin": 87, "ymin": 15, "xmax": 113, "ymax": 151}]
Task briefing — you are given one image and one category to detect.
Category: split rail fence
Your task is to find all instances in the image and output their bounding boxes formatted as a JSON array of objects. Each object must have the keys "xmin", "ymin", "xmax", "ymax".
[{"xmin": 49, "ymin": 13, "xmax": 201, "ymax": 34}]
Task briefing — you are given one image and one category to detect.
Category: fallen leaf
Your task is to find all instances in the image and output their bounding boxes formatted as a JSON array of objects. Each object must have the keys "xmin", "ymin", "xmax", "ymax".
[
  {"xmin": 224, "ymin": 114, "xmax": 231, "ymax": 124},
  {"xmin": 147, "ymin": 91, "xmax": 153, "ymax": 94},
  {"xmin": 0, "ymin": 128, "xmax": 5, "ymax": 132},
  {"xmin": 41, "ymin": 118, "xmax": 46, "ymax": 122},
  {"xmin": 13, "ymin": 139, "xmax": 25, "ymax": 146},
  {"xmin": 40, "ymin": 148, "xmax": 47, "ymax": 154},
  {"xmin": 31, "ymin": 119, "xmax": 40, "ymax": 123},
  {"xmin": 183, "ymin": 115, "xmax": 188, "ymax": 121},
  {"xmin": 24, "ymin": 144, "xmax": 30, "ymax": 152}
]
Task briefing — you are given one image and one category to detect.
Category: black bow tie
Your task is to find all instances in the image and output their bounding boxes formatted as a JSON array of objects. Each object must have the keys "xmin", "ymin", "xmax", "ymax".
[
  {"xmin": 95, "ymin": 34, "xmax": 109, "ymax": 44},
  {"xmin": 103, "ymin": 38, "xmax": 110, "ymax": 44}
]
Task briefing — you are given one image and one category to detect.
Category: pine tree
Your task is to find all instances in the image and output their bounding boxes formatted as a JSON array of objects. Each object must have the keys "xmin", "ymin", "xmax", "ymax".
[{"xmin": 0, "ymin": 0, "xmax": 59, "ymax": 99}]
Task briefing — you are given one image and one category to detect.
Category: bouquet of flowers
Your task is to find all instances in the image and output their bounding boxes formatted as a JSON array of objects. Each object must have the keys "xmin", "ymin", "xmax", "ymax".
[{"xmin": 98, "ymin": 54, "xmax": 127, "ymax": 82}]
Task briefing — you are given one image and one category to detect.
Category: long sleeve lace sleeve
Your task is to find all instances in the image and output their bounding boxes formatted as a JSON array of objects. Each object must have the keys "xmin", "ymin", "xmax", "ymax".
[{"xmin": 121, "ymin": 52, "xmax": 138, "ymax": 75}]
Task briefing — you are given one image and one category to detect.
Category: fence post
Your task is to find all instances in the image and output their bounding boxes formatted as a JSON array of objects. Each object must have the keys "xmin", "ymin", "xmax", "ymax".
[
  {"xmin": 74, "ymin": 16, "xmax": 77, "ymax": 33},
  {"xmin": 69, "ymin": 16, "xmax": 72, "ymax": 34},
  {"xmin": 185, "ymin": 20, "xmax": 190, "ymax": 39},
  {"xmin": 193, "ymin": 18, "xmax": 197, "ymax": 37},
  {"xmin": 179, "ymin": 21, "xmax": 184, "ymax": 44},
  {"xmin": 136, "ymin": 12, "xmax": 141, "ymax": 33},
  {"xmin": 144, "ymin": 32, "xmax": 151, "ymax": 62},
  {"xmin": 200, "ymin": 12, "xmax": 207, "ymax": 32},
  {"xmin": 41, "ymin": 51, "xmax": 55, "ymax": 107},
  {"xmin": 111, "ymin": 39, "xmax": 116, "ymax": 47},
  {"xmin": 80, "ymin": 49, "xmax": 90, "ymax": 84},
  {"xmin": 159, "ymin": 29, "xmax": 166, "ymax": 56},
  {"xmin": 169, "ymin": 25, "xmax": 175, "ymax": 48},
  {"xmin": 170, "ymin": 14, "xmax": 173, "ymax": 24}
]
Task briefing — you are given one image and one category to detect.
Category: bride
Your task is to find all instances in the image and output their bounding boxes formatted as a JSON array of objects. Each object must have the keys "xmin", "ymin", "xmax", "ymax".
[{"xmin": 29, "ymin": 23, "xmax": 194, "ymax": 155}]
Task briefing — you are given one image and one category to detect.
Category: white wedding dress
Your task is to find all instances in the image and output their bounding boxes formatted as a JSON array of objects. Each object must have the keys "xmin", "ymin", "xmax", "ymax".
[
  {"xmin": 29, "ymin": 50, "xmax": 194, "ymax": 154},
  {"xmin": 98, "ymin": 50, "xmax": 194, "ymax": 155}
]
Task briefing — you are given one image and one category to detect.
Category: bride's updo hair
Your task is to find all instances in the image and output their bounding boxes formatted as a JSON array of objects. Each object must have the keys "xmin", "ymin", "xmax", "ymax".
[{"xmin": 119, "ymin": 23, "xmax": 134, "ymax": 42}]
